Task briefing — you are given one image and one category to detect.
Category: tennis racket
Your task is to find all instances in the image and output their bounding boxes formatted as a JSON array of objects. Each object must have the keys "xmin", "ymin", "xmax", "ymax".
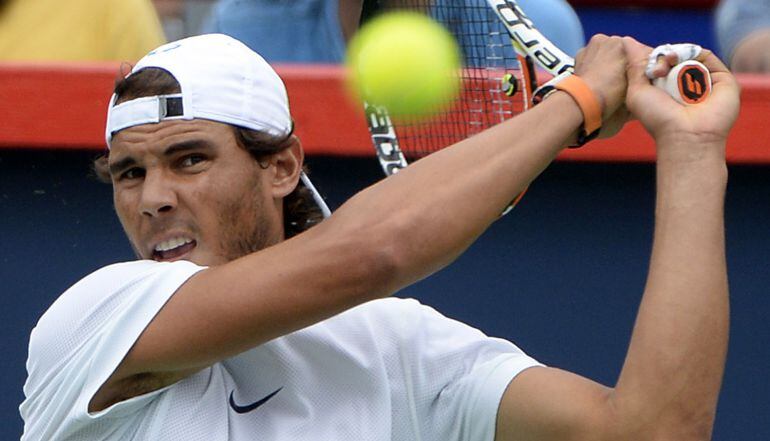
[
  {"xmin": 360, "ymin": 0, "xmax": 571, "ymax": 212},
  {"xmin": 361, "ymin": 0, "xmax": 711, "ymax": 197}
]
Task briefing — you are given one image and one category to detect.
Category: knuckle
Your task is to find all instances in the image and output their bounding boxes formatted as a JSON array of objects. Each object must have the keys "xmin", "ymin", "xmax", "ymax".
[{"xmin": 590, "ymin": 33, "xmax": 608, "ymax": 43}]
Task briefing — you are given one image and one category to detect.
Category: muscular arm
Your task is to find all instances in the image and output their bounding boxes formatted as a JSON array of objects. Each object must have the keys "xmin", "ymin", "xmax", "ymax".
[
  {"xmin": 496, "ymin": 41, "xmax": 737, "ymax": 441},
  {"xmin": 91, "ymin": 32, "xmax": 630, "ymax": 411},
  {"xmin": 140, "ymin": 90, "xmax": 583, "ymax": 367},
  {"xmin": 497, "ymin": 140, "xmax": 728, "ymax": 441},
  {"xmin": 91, "ymin": 78, "xmax": 591, "ymax": 411}
]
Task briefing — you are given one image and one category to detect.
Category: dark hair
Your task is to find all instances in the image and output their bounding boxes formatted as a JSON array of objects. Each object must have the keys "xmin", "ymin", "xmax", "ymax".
[{"xmin": 94, "ymin": 67, "xmax": 323, "ymax": 238}]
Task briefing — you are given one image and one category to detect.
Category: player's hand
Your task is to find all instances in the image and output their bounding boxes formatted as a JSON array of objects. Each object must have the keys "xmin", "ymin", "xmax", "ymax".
[
  {"xmin": 597, "ymin": 104, "xmax": 631, "ymax": 140},
  {"xmin": 575, "ymin": 34, "xmax": 629, "ymax": 121},
  {"xmin": 623, "ymin": 37, "xmax": 741, "ymax": 151}
]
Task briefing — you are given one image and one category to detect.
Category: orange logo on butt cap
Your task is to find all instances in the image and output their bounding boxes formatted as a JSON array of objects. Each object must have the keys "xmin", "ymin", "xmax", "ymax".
[{"xmin": 678, "ymin": 64, "xmax": 711, "ymax": 104}]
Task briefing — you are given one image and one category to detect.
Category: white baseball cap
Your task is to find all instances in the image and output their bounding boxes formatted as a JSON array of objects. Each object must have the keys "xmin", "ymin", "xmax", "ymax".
[
  {"xmin": 106, "ymin": 33, "xmax": 291, "ymax": 143},
  {"xmin": 105, "ymin": 33, "xmax": 330, "ymax": 217}
]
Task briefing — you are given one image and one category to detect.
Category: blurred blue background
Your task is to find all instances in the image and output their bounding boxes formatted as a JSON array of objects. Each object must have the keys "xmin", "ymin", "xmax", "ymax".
[
  {"xmin": 2, "ymin": 150, "xmax": 768, "ymax": 439},
  {"xmin": 580, "ymin": 7, "xmax": 716, "ymax": 52}
]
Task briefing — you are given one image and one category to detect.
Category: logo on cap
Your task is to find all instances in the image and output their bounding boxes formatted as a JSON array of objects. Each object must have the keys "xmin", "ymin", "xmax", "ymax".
[
  {"xmin": 147, "ymin": 42, "xmax": 182, "ymax": 56},
  {"xmin": 678, "ymin": 65, "xmax": 710, "ymax": 104}
]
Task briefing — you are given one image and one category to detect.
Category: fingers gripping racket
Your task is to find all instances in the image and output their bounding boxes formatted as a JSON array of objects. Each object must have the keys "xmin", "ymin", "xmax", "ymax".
[{"xmin": 645, "ymin": 44, "xmax": 711, "ymax": 105}]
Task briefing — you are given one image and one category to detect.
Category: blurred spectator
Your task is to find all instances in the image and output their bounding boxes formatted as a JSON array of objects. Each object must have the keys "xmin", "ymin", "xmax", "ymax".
[
  {"xmin": 204, "ymin": 0, "xmax": 358, "ymax": 63},
  {"xmin": 450, "ymin": 0, "xmax": 585, "ymax": 66},
  {"xmin": 715, "ymin": 0, "xmax": 770, "ymax": 72},
  {"xmin": 204, "ymin": 0, "xmax": 584, "ymax": 63},
  {"xmin": 0, "ymin": 0, "xmax": 165, "ymax": 62},
  {"xmin": 151, "ymin": 0, "xmax": 216, "ymax": 41},
  {"xmin": 518, "ymin": 0, "xmax": 585, "ymax": 57},
  {"xmin": 154, "ymin": 0, "xmax": 186, "ymax": 41}
]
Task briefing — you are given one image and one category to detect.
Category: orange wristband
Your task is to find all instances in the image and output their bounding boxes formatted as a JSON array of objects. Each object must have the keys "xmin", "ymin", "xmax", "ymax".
[{"xmin": 554, "ymin": 75, "xmax": 603, "ymax": 140}]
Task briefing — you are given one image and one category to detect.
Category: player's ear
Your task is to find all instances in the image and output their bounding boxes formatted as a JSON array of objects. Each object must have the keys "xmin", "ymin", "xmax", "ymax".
[{"xmin": 269, "ymin": 135, "xmax": 304, "ymax": 199}]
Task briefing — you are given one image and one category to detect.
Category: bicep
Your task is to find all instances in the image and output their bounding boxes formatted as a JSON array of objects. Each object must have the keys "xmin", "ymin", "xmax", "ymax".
[
  {"xmin": 110, "ymin": 225, "xmax": 395, "ymax": 384},
  {"xmin": 496, "ymin": 367, "xmax": 621, "ymax": 441}
]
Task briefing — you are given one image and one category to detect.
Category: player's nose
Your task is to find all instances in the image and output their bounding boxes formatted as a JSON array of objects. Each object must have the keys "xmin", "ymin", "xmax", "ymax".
[{"xmin": 138, "ymin": 171, "xmax": 177, "ymax": 217}]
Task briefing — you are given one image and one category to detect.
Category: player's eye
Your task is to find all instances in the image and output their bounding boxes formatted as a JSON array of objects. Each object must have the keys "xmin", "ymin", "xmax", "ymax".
[
  {"xmin": 179, "ymin": 154, "xmax": 207, "ymax": 168},
  {"xmin": 118, "ymin": 167, "xmax": 145, "ymax": 181}
]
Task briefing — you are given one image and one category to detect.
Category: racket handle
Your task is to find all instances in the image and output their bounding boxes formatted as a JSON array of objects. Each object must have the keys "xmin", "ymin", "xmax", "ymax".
[{"xmin": 654, "ymin": 60, "xmax": 712, "ymax": 105}]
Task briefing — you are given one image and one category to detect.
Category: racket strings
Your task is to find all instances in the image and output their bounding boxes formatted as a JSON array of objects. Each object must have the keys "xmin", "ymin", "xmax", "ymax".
[{"xmin": 378, "ymin": 0, "xmax": 528, "ymax": 159}]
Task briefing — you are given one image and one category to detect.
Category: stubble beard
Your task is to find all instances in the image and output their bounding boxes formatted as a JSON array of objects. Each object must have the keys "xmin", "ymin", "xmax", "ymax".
[{"xmin": 217, "ymin": 183, "xmax": 278, "ymax": 263}]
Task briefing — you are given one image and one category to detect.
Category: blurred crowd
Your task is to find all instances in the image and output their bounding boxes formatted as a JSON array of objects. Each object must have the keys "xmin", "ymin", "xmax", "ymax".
[
  {"xmin": 0, "ymin": 0, "xmax": 213, "ymax": 62},
  {"xmin": 716, "ymin": 0, "xmax": 770, "ymax": 72},
  {"xmin": 0, "ymin": 0, "xmax": 768, "ymax": 72}
]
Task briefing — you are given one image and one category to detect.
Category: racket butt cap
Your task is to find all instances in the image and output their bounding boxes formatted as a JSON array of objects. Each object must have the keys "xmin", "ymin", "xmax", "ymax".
[{"xmin": 654, "ymin": 60, "xmax": 712, "ymax": 105}]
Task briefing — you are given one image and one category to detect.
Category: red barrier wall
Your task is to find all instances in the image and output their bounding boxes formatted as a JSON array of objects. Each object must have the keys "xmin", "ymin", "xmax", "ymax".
[{"xmin": 1, "ymin": 63, "xmax": 768, "ymax": 164}]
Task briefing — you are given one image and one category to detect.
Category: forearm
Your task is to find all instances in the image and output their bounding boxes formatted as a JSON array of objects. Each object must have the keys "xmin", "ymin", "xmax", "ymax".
[
  {"xmin": 613, "ymin": 139, "xmax": 729, "ymax": 438},
  {"xmin": 244, "ymin": 93, "xmax": 580, "ymax": 345},
  {"xmin": 218, "ymin": 93, "xmax": 580, "ymax": 355},
  {"xmin": 127, "ymin": 93, "xmax": 581, "ymax": 376},
  {"xmin": 332, "ymin": 91, "xmax": 580, "ymax": 285}
]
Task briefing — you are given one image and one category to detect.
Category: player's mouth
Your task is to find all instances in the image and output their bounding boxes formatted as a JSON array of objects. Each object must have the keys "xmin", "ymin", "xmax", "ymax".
[{"xmin": 152, "ymin": 236, "xmax": 196, "ymax": 262}]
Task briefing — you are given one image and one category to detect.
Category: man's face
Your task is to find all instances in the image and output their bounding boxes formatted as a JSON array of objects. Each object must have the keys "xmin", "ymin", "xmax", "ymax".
[{"xmin": 109, "ymin": 119, "xmax": 284, "ymax": 266}]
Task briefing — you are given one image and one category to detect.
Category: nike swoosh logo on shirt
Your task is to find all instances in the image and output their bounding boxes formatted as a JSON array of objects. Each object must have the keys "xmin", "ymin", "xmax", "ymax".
[{"xmin": 229, "ymin": 387, "xmax": 283, "ymax": 414}]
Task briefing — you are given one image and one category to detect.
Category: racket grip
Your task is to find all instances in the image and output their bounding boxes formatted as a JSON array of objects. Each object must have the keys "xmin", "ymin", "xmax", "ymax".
[{"xmin": 654, "ymin": 60, "xmax": 712, "ymax": 105}]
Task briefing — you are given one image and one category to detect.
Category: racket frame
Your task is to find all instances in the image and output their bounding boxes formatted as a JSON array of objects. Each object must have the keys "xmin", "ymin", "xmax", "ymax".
[
  {"xmin": 486, "ymin": 0, "xmax": 575, "ymax": 77},
  {"xmin": 362, "ymin": 0, "xmax": 579, "ymax": 194}
]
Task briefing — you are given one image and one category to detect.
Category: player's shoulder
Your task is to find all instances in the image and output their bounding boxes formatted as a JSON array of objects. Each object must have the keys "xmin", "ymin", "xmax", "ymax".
[
  {"xmin": 351, "ymin": 297, "xmax": 424, "ymax": 318},
  {"xmin": 67, "ymin": 260, "xmax": 161, "ymax": 287},
  {"xmin": 57, "ymin": 260, "xmax": 198, "ymax": 303},
  {"xmin": 73, "ymin": 259, "xmax": 197, "ymax": 287},
  {"xmin": 27, "ymin": 260, "xmax": 205, "ymax": 377},
  {"xmin": 34, "ymin": 260, "xmax": 204, "ymax": 337},
  {"xmin": 339, "ymin": 297, "xmax": 451, "ymax": 333},
  {"xmin": 354, "ymin": 297, "xmax": 448, "ymax": 319},
  {"xmin": 348, "ymin": 297, "xmax": 499, "ymax": 346},
  {"xmin": 313, "ymin": 298, "xmax": 419, "ymax": 335}
]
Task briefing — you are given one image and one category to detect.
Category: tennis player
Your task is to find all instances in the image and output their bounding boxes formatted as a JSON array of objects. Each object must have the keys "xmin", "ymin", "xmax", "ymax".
[{"xmin": 20, "ymin": 33, "xmax": 738, "ymax": 441}]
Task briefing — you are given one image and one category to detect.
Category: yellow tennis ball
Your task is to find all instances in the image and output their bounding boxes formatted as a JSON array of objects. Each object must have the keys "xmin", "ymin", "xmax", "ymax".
[{"xmin": 346, "ymin": 12, "xmax": 461, "ymax": 119}]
